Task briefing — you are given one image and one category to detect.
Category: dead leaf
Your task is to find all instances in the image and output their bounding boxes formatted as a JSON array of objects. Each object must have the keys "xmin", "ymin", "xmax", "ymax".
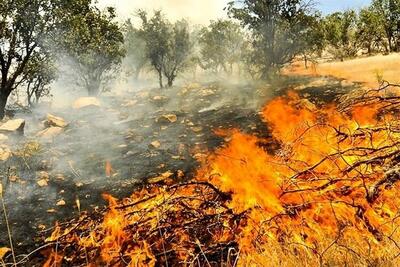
[
  {"xmin": 37, "ymin": 179, "xmax": 48, "ymax": 187},
  {"xmin": 47, "ymin": 209, "xmax": 56, "ymax": 213},
  {"xmin": 105, "ymin": 161, "xmax": 113, "ymax": 177},
  {"xmin": 0, "ymin": 247, "xmax": 11, "ymax": 260}
]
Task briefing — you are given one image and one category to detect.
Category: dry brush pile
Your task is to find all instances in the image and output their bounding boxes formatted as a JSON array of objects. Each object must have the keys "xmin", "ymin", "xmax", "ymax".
[{"xmin": 14, "ymin": 81, "xmax": 400, "ymax": 266}]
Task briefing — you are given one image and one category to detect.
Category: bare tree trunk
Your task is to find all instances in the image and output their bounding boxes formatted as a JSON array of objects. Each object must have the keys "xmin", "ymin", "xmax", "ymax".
[
  {"xmin": 167, "ymin": 78, "xmax": 173, "ymax": 87},
  {"xmin": 87, "ymin": 79, "xmax": 101, "ymax": 96},
  {"xmin": 0, "ymin": 93, "xmax": 8, "ymax": 120},
  {"xmin": 158, "ymin": 71, "xmax": 163, "ymax": 88},
  {"xmin": 303, "ymin": 54, "xmax": 308, "ymax": 69}
]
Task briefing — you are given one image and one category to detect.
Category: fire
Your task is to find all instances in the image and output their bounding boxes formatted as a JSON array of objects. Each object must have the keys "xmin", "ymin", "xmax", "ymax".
[{"xmin": 41, "ymin": 85, "xmax": 400, "ymax": 266}]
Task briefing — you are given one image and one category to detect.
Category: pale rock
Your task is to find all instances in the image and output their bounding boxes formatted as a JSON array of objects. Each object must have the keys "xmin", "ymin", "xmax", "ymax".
[
  {"xmin": 151, "ymin": 140, "xmax": 161, "ymax": 148},
  {"xmin": 37, "ymin": 127, "xmax": 64, "ymax": 139},
  {"xmin": 157, "ymin": 114, "xmax": 177, "ymax": 123},
  {"xmin": 72, "ymin": 97, "xmax": 101, "ymax": 109},
  {"xmin": 0, "ymin": 145, "xmax": 11, "ymax": 161},
  {"xmin": 45, "ymin": 114, "xmax": 69, "ymax": 128},
  {"xmin": 0, "ymin": 119, "xmax": 25, "ymax": 134}
]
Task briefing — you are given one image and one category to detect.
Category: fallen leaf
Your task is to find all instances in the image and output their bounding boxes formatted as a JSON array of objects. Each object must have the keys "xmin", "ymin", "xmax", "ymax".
[
  {"xmin": 105, "ymin": 161, "xmax": 113, "ymax": 177},
  {"xmin": 47, "ymin": 209, "xmax": 56, "ymax": 213},
  {"xmin": 0, "ymin": 247, "xmax": 11, "ymax": 260},
  {"xmin": 75, "ymin": 182, "xmax": 83, "ymax": 187},
  {"xmin": 37, "ymin": 179, "xmax": 48, "ymax": 187}
]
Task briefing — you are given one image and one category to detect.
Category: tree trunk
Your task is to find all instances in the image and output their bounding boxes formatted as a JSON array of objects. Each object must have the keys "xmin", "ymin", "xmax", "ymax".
[
  {"xmin": 87, "ymin": 79, "xmax": 101, "ymax": 96},
  {"xmin": 0, "ymin": 93, "xmax": 8, "ymax": 120},
  {"xmin": 303, "ymin": 54, "xmax": 308, "ymax": 69},
  {"xmin": 167, "ymin": 78, "xmax": 173, "ymax": 87},
  {"xmin": 158, "ymin": 71, "xmax": 163, "ymax": 88}
]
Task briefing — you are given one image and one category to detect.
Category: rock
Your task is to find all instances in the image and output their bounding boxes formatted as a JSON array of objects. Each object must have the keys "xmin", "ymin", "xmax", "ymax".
[
  {"xmin": 72, "ymin": 97, "xmax": 101, "ymax": 109},
  {"xmin": 121, "ymin": 100, "xmax": 137, "ymax": 107},
  {"xmin": 37, "ymin": 179, "xmax": 48, "ymax": 187},
  {"xmin": 150, "ymin": 140, "xmax": 161, "ymax": 148},
  {"xmin": 37, "ymin": 127, "xmax": 64, "ymax": 139},
  {"xmin": 157, "ymin": 114, "xmax": 177, "ymax": 123},
  {"xmin": 45, "ymin": 114, "xmax": 68, "ymax": 128},
  {"xmin": 0, "ymin": 119, "xmax": 25, "ymax": 134},
  {"xmin": 0, "ymin": 145, "xmax": 11, "ymax": 161},
  {"xmin": 56, "ymin": 199, "xmax": 66, "ymax": 206}
]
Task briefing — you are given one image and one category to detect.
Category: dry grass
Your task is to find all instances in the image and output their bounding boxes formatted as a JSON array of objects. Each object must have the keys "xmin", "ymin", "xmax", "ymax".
[{"xmin": 286, "ymin": 53, "xmax": 400, "ymax": 88}]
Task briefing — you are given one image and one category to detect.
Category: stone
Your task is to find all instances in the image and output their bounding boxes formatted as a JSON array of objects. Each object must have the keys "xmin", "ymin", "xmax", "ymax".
[
  {"xmin": 0, "ymin": 145, "xmax": 11, "ymax": 161},
  {"xmin": 45, "ymin": 114, "xmax": 69, "ymax": 128},
  {"xmin": 37, "ymin": 127, "xmax": 64, "ymax": 139},
  {"xmin": 72, "ymin": 97, "xmax": 101, "ymax": 109},
  {"xmin": 150, "ymin": 140, "xmax": 161, "ymax": 148},
  {"xmin": 0, "ymin": 119, "xmax": 25, "ymax": 134},
  {"xmin": 157, "ymin": 114, "xmax": 177, "ymax": 123}
]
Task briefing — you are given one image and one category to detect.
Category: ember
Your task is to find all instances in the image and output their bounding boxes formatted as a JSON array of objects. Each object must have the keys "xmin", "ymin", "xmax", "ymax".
[{"xmin": 31, "ymin": 82, "xmax": 400, "ymax": 266}]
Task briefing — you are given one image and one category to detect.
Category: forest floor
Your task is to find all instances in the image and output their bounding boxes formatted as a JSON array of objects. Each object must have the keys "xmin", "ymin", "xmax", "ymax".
[{"xmin": 0, "ymin": 74, "xmax": 360, "ymax": 258}]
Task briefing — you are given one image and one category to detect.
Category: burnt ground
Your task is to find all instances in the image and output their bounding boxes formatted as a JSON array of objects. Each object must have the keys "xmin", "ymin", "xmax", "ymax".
[{"xmin": 0, "ymin": 75, "xmax": 358, "ymax": 260}]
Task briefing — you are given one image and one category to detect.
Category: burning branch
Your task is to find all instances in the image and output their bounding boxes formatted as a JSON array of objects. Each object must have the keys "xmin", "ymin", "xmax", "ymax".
[{"xmin": 22, "ymin": 82, "xmax": 400, "ymax": 266}]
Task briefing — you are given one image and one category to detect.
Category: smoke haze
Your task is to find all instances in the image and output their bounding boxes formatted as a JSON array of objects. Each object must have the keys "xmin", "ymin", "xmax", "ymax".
[{"xmin": 96, "ymin": 0, "xmax": 229, "ymax": 24}]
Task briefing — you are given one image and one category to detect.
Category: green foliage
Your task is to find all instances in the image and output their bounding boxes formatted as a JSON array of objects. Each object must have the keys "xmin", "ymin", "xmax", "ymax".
[
  {"xmin": 227, "ymin": 0, "xmax": 319, "ymax": 79},
  {"xmin": 122, "ymin": 19, "xmax": 148, "ymax": 80},
  {"xmin": 198, "ymin": 20, "xmax": 244, "ymax": 74},
  {"xmin": 356, "ymin": 7, "xmax": 387, "ymax": 54},
  {"xmin": 163, "ymin": 19, "xmax": 192, "ymax": 87},
  {"xmin": 0, "ymin": 0, "xmax": 57, "ymax": 118},
  {"xmin": 138, "ymin": 10, "xmax": 191, "ymax": 88},
  {"xmin": 23, "ymin": 51, "xmax": 57, "ymax": 106},
  {"xmin": 323, "ymin": 11, "xmax": 359, "ymax": 60},
  {"xmin": 371, "ymin": 0, "xmax": 400, "ymax": 52},
  {"xmin": 57, "ymin": 5, "xmax": 125, "ymax": 96}
]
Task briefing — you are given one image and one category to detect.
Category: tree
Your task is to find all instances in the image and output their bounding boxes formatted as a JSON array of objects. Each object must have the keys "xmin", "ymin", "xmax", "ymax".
[
  {"xmin": 356, "ymin": 7, "xmax": 387, "ymax": 54},
  {"xmin": 58, "ymin": 6, "xmax": 125, "ymax": 96},
  {"xmin": 198, "ymin": 20, "xmax": 244, "ymax": 74},
  {"xmin": 227, "ymin": 0, "xmax": 318, "ymax": 79},
  {"xmin": 323, "ymin": 11, "xmax": 359, "ymax": 61},
  {"xmin": 138, "ymin": 10, "xmax": 170, "ymax": 88},
  {"xmin": 123, "ymin": 19, "xmax": 148, "ymax": 81},
  {"xmin": 371, "ymin": 0, "xmax": 400, "ymax": 52},
  {"xmin": 0, "ymin": 0, "xmax": 56, "ymax": 119},
  {"xmin": 138, "ymin": 10, "xmax": 192, "ymax": 88},
  {"xmin": 23, "ymin": 52, "xmax": 56, "ymax": 106},
  {"xmin": 297, "ymin": 14, "xmax": 325, "ymax": 68},
  {"xmin": 163, "ymin": 19, "xmax": 191, "ymax": 87}
]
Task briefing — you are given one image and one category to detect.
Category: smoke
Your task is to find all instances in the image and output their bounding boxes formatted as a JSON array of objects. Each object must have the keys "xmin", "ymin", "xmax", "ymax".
[{"xmin": 96, "ymin": 0, "xmax": 229, "ymax": 24}]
